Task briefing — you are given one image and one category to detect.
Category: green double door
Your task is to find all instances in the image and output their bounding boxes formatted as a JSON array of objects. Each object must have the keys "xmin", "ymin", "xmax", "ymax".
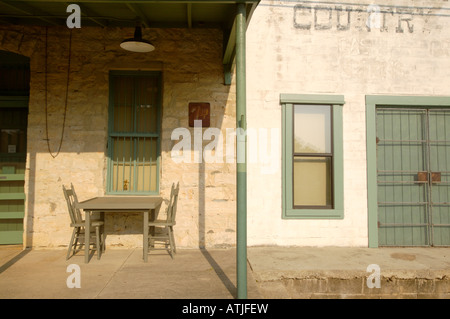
[{"xmin": 376, "ymin": 107, "xmax": 450, "ymax": 246}]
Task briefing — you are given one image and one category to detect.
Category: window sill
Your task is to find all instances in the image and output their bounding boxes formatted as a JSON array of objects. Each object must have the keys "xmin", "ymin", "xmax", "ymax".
[
  {"xmin": 105, "ymin": 191, "xmax": 160, "ymax": 196},
  {"xmin": 283, "ymin": 208, "xmax": 344, "ymax": 219}
]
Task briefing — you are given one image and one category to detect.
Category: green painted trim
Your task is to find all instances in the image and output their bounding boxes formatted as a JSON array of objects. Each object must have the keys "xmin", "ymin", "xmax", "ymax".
[
  {"xmin": 0, "ymin": 211, "xmax": 24, "ymax": 219},
  {"xmin": 366, "ymin": 95, "xmax": 450, "ymax": 107},
  {"xmin": 0, "ymin": 193, "xmax": 25, "ymax": 200},
  {"xmin": 365, "ymin": 98, "xmax": 378, "ymax": 248},
  {"xmin": 0, "ymin": 174, "xmax": 25, "ymax": 181},
  {"xmin": 223, "ymin": 1, "xmax": 260, "ymax": 85},
  {"xmin": 280, "ymin": 94, "xmax": 345, "ymax": 105},
  {"xmin": 365, "ymin": 95, "xmax": 450, "ymax": 248},
  {"xmin": 0, "ymin": 96, "xmax": 29, "ymax": 108},
  {"xmin": 0, "ymin": 231, "xmax": 23, "ymax": 245},
  {"xmin": 281, "ymin": 94, "xmax": 344, "ymax": 219},
  {"xmin": 109, "ymin": 132, "xmax": 159, "ymax": 137},
  {"xmin": 223, "ymin": 19, "xmax": 236, "ymax": 67},
  {"xmin": 106, "ymin": 70, "xmax": 162, "ymax": 195}
]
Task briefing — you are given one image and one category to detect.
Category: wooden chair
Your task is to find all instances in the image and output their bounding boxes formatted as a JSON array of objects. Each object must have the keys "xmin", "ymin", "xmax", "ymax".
[
  {"xmin": 148, "ymin": 182, "xmax": 179, "ymax": 258},
  {"xmin": 63, "ymin": 184, "xmax": 105, "ymax": 260}
]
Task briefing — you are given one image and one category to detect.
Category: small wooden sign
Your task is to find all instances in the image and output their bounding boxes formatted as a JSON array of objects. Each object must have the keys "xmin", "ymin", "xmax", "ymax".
[{"xmin": 189, "ymin": 102, "xmax": 210, "ymax": 127}]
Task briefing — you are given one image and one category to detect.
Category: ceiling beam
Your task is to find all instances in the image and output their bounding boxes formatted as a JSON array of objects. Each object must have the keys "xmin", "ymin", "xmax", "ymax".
[
  {"xmin": 0, "ymin": 17, "xmax": 14, "ymax": 25},
  {"xmin": 126, "ymin": 3, "xmax": 150, "ymax": 28},
  {"xmin": 66, "ymin": 2, "xmax": 107, "ymax": 27},
  {"xmin": 222, "ymin": 2, "xmax": 258, "ymax": 85}
]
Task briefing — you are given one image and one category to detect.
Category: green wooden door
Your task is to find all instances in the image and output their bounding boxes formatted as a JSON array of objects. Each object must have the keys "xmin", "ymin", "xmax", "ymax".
[
  {"xmin": 376, "ymin": 108, "xmax": 450, "ymax": 246},
  {"xmin": 0, "ymin": 106, "xmax": 27, "ymax": 245},
  {"xmin": 428, "ymin": 109, "xmax": 450, "ymax": 246}
]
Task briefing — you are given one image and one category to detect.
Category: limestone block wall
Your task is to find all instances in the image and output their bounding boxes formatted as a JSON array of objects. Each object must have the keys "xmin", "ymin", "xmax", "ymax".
[
  {"xmin": 246, "ymin": 0, "xmax": 450, "ymax": 246},
  {"xmin": 0, "ymin": 25, "xmax": 237, "ymax": 249}
]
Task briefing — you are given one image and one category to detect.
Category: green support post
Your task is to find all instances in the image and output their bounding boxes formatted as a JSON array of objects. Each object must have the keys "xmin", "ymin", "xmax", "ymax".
[{"xmin": 236, "ymin": 2, "xmax": 247, "ymax": 299}]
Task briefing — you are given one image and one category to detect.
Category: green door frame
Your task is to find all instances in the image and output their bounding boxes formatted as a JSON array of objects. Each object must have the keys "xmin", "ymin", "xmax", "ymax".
[{"xmin": 366, "ymin": 95, "xmax": 450, "ymax": 247}]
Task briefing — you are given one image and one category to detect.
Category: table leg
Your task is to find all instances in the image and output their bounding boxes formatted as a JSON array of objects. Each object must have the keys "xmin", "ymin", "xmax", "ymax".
[
  {"xmin": 85, "ymin": 210, "xmax": 90, "ymax": 264},
  {"xmin": 143, "ymin": 210, "xmax": 149, "ymax": 262},
  {"xmin": 100, "ymin": 212, "xmax": 105, "ymax": 253}
]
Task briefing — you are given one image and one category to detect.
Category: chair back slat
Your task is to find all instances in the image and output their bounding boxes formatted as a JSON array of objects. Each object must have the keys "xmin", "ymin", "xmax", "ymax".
[
  {"xmin": 62, "ymin": 183, "xmax": 83, "ymax": 224},
  {"xmin": 166, "ymin": 182, "xmax": 179, "ymax": 224}
]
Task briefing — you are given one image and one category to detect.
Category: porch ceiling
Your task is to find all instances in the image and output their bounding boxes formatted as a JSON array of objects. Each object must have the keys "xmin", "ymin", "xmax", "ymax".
[
  {"xmin": 0, "ymin": 0, "xmax": 259, "ymax": 83},
  {"xmin": 0, "ymin": 0, "xmax": 258, "ymax": 29}
]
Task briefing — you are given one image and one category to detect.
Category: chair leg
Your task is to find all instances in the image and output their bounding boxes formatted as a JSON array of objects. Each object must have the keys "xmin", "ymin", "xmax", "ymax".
[
  {"xmin": 73, "ymin": 228, "xmax": 81, "ymax": 253},
  {"xmin": 167, "ymin": 227, "xmax": 175, "ymax": 258},
  {"xmin": 169, "ymin": 226, "xmax": 176, "ymax": 254},
  {"xmin": 102, "ymin": 225, "xmax": 106, "ymax": 253},
  {"xmin": 66, "ymin": 228, "xmax": 77, "ymax": 260}
]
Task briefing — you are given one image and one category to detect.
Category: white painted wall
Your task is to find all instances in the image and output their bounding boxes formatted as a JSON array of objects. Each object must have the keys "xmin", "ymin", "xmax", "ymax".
[{"xmin": 246, "ymin": 0, "xmax": 450, "ymax": 246}]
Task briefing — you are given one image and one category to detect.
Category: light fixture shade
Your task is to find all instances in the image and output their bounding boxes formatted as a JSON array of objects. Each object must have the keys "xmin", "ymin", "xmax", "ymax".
[{"xmin": 120, "ymin": 26, "xmax": 155, "ymax": 53}]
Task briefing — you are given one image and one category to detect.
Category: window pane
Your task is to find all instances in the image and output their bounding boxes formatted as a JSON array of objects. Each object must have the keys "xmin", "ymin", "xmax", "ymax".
[
  {"xmin": 293, "ymin": 156, "xmax": 332, "ymax": 207},
  {"xmin": 113, "ymin": 76, "xmax": 134, "ymax": 133},
  {"xmin": 294, "ymin": 104, "xmax": 331, "ymax": 153},
  {"xmin": 112, "ymin": 137, "xmax": 134, "ymax": 192},
  {"xmin": 111, "ymin": 137, "xmax": 157, "ymax": 192},
  {"xmin": 136, "ymin": 77, "xmax": 158, "ymax": 133},
  {"xmin": 136, "ymin": 137, "xmax": 158, "ymax": 192}
]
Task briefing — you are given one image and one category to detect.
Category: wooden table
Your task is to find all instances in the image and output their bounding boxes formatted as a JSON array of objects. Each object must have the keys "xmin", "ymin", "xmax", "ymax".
[{"xmin": 76, "ymin": 196, "xmax": 163, "ymax": 263}]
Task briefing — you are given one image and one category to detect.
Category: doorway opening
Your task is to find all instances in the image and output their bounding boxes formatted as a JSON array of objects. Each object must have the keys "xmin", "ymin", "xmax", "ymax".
[
  {"xmin": 0, "ymin": 51, "xmax": 30, "ymax": 245},
  {"xmin": 376, "ymin": 107, "xmax": 450, "ymax": 246}
]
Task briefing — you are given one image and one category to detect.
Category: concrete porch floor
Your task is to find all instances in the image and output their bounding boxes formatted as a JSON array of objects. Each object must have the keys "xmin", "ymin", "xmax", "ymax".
[{"xmin": 0, "ymin": 245, "xmax": 449, "ymax": 299}]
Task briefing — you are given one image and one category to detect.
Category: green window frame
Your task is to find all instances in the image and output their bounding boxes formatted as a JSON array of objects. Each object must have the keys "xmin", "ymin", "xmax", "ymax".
[
  {"xmin": 281, "ymin": 94, "xmax": 344, "ymax": 219},
  {"xmin": 107, "ymin": 70, "xmax": 162, "ymax": 195}
]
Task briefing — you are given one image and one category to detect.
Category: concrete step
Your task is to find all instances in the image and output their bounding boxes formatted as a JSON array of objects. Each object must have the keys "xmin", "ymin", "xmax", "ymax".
[
  {"xmin": 247, "ymin": 246, "xmax": 450, "ymax": 299},
  {"xmin": 254, "ymin": 272, "xmax": 450, "ymax": 299}
]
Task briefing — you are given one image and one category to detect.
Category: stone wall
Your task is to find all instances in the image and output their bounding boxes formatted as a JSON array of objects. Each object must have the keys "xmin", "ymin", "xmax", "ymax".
[
  {"xmin": 246, "ymin": 0, "xmax": 450, "ymax": 246},
  {"xmin": 0, "ymin": 25, "xmax": 237, "ymax": 249}
]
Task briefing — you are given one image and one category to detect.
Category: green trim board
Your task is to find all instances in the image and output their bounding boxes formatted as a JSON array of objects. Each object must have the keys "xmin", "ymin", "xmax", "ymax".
[
  {"xmin": 0, "ymin": 211, "xmax": 24, "ymax": 219},
  {"xmin": 0, "ymin": 193, "xmax": 25, "ymax": 200},
  {"xmin": 0, "ymin": 96, "xmax": 29, "ymax": 108},
  {"xmin": 0, "ymin": 174, "xmax": 25, "ymax": 181},
  {"xmin": 0, "ymin": 230, "xmax": 23, "ymax": 244},
  {"xmin": 365, "ymin": 95, "xmax": 450, "ymax": 247},
  {"xmin": 281, "ymin": 94, "xmax": 344, "ymax": 219}
]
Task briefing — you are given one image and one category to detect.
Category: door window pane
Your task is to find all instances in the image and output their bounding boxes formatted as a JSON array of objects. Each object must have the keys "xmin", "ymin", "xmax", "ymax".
[
  {"xmin": 294, "ymin": 104, "xmax": 331, "ymax": 153},
  {"xmin": 293, "ymin": 156, "xmax": 332, "ymax": 207}
]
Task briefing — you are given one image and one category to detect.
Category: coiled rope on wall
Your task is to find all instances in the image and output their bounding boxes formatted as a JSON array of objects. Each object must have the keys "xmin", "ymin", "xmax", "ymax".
[{"xmin": 44, "ymin": 27, "xmax": 72, "ymax": 158}]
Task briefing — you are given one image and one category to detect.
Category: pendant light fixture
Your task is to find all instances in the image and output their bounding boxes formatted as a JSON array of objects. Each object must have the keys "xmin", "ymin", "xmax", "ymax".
[{"xmin": 120, "ymin": 23, "xmax": 155, "ymax": 53}]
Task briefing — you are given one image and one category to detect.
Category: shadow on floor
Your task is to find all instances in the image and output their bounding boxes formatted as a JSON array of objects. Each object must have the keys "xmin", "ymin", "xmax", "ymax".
[
  {"xmin": 200, "ymin": 248, "xmax": 236, "ymax": 298},
  {"xmin": 0, "ymin": 248, "xmax": 30, "ymax": 275}
]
